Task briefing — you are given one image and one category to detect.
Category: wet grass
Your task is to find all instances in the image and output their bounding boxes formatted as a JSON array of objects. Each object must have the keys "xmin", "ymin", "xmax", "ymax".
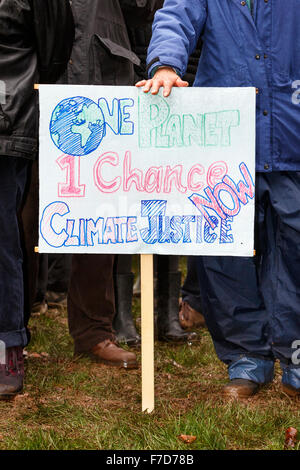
[{"xmin": 0, "ymin": 257, "xmax": 299, "ymax": 450}]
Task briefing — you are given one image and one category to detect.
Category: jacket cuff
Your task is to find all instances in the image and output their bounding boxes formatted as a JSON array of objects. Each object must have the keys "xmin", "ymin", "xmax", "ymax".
[
  {"xmin": 150, "ymin": 65, "xmax": 180, "ymax": 78},
  {"xmin": 146, "ymin": 56, "xmax": 184, "ymax": 78}
]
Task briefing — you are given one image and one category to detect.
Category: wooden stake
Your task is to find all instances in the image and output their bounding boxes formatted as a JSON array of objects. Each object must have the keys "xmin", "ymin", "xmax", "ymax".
[{"xmin": 141, "ymin": 254, "xmax": 154, "ymax": 413}]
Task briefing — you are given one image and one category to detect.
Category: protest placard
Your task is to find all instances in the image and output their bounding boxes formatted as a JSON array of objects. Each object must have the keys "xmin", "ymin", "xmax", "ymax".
[
  {"xmin": 38, "ymin": 85, "xmax": 256, "ymax": 257},
  {"xmin": 38, "ymin": 85, "xmax": 256, "ymax": 412}
]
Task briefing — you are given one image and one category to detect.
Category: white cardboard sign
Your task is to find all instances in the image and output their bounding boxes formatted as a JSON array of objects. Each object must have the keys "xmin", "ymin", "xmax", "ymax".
[{"xmin": 38, "ymin": 85, "xmax": 256, "ymax": 256}]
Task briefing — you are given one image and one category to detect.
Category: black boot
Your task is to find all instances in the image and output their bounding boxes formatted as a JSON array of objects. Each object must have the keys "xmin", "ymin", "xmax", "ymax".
[
  {"xmin": 157, "ymin": 271, "xmax": 198, "ymax": 344},
  {"xmin": 113, "ymin": 273, "xmax": 141, "ymax": 347}
]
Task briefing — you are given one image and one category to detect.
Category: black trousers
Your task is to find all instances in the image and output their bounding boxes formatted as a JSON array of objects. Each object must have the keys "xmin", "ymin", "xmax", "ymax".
[
  {"xmin": 21, "ymin": 160, "xmax": 39, "ymax": 329},
  {"xmin": 0, "ymin": 156, "xmax": 30, "ymax": 347},
  {"xmin": 181, "ymin": 256, "xmax": 202, "ymax": 312}
]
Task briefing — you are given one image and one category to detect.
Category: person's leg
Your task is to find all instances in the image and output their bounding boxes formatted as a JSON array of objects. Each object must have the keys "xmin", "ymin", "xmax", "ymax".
[
  {"xmin": 156, "ymin": 255, "xmax": 198, "ymax": 343},
  {"xmin": 68, "ymin": 254, "xmax": 116, "ymax": 352},
  {"xmin": 47, "ymin": 254, "xmax": 72, "ymax": 306},
  {"xmin": 36, "ymin": 255, "xmax": 48, "ymax": 304},
  {"xmin": 20, "ymin": 160, "xmax": 40, "ymax": 327},
  {"xmin": 32, "ymin": 254, "xmax": 48, "ymax": 314},
  {"xmin": 113, "ymin": 255, "xmax": 140, "ymax": 346},
  {"xmin": 195, "ymin": 174, "xmax": 275, "ymax": 395},
  {"xmin": 181, "ymin": 256, "xmax": 202, "ymax": 311},
  {"xmin": 67, "ymin": 254, "xmax": 137, "ymax": 368},
  {"xmin": 262, "ymin": 172, "xmax": 300, "ymax": 395},
  {"xmin": 0, "ymin": 156, "xmax": 30, "ymax": 398},
  {"xmin": 0, "ymin": 157, "xmax": 29, "ymax": 346},
  {"xmin": 180, "ymin": 256, "xmax": 206, "ymax": 329},
  {"xmin": 197, "ymin": 256, "xmax": 274, "ymax": 380}
]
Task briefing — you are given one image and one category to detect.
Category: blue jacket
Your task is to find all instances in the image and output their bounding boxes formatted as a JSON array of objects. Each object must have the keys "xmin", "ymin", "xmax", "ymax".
[{"xmin": 147, "ymin": 0, "xmax": 300, "ymax": 172}]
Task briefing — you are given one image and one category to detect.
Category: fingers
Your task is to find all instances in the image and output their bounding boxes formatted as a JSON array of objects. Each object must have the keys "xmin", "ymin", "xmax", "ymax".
[
  {"xmin": 175, "ymin": 78, "xmax": 189, "ymax": 88},
  {"xmin": 135, "ymin": 79, "xmax": 154, "ymax": 93},
  {"xmin": 163, "ymin": 80, "xmax": 173, "ymax": 97},
  {"xmin": 135, "ymin": 78, "xmax": 164, "ymax": 95},
  {"xmin": 135, "ymin": 75, "xmax": 189, "ymax": 97},
  {"xmin": 135, "ymin": 80, "xmax": 147, "ymax": 88},
  {"xmin": 160, "ymin": 77, "xmax": 189, "ymax": 96},
  {"xmin": 143, "ymin": 79, "xmax": 154, "ymax": 93},
  {"xmin": 150, "ymin": 79, "xmax": 163, "ymax": 95}
]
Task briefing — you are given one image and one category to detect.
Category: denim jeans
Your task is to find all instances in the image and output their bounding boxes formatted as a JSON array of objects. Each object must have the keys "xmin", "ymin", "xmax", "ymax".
[{"xmin": 0, "ymin": 156, "xmax": 29, "ymax": 348}]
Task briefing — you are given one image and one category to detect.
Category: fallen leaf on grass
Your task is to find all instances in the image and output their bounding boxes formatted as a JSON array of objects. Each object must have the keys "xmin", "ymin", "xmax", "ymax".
[
  {"xmin": 13, "ymin": 393, "xmax": 30, "ymax": 403},
  {"xmin": 165, "ymin": 359, "xmax": 184, "ymax": 370},
  {"xmin": 27, "ymin": 352, "xmax": 42, "ymax": 358},
  {"xmin": 178, "ymin": 434, "xmax": 197, "ymax": 444},
  {"xmin": 27, "ymin": 352, "xmax": 50, "ymax": 359},
  {"xmin": 172, "ymin": 360, "xmax": 184, "ymax": 369},
  {"xmin": 284, "ymin": 427, "xmax": 298, "ymax": 449},
  {"xmin": 57, "ymin": 317, "xmax": 68, "ymax": 326}
]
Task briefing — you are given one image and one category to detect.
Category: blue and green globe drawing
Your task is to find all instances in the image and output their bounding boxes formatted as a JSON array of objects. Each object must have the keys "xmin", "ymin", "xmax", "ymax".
[{"xmin": 50, "ymin": 96, "xmax": 105, "ymax": 156}]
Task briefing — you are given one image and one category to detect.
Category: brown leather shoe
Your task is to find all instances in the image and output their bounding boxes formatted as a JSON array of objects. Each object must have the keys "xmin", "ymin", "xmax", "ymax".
[
  {"xmin": 89, "ymin": 339, "xmax": 138, "ymax": 369},
  {"xmin": 223, "ymin": 379, "xmax": 260, "ymax": 399},
  {"xmin": 282, "ymin": 384, "xmax": 300, "ymax": 397},
  {"xmin": 179, "ymin": 301, "xmax": 206, "ymax": 330}
]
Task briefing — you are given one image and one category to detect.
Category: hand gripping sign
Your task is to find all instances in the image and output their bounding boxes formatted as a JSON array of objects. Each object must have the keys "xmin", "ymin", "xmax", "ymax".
[{"xmin": 38, "ymin": 85, "xmax": 256, "ymax": 411}]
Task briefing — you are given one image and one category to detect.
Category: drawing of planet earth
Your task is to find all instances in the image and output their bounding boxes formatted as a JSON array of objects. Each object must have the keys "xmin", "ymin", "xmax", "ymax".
[{"xmin": 50, "ymin": 96, "xmax": 105, "ymax": 156}]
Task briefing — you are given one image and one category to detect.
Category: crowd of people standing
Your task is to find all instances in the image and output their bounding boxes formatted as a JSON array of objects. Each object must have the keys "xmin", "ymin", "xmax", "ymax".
[{"xmin": 0, "ymin": 0, "xmax": 299, "ymax": 401}]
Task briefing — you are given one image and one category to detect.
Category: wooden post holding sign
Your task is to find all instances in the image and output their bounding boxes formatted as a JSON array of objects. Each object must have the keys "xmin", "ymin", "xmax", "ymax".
[
  {"xmin": 141, "ymin": 254, "xmax": 154, "ymax": 413},
  {"xmin": 36, "ymin": 84, "xmax": 256, "ymax": 412}
]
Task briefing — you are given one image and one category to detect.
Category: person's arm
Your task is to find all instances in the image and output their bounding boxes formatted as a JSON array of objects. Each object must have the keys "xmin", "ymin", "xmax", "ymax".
[
  {"xmin": 136, "ymin": 0, "xmax": 207, "ymax": 96},
  {"xmin": 30, "ymin": 0, "xmax": 75, "ymax": 83}
]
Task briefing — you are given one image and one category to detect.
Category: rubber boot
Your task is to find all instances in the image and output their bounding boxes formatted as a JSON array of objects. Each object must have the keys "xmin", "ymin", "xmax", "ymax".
[
  {"xmin": 113, "ymin": 273, "xmax": 141, "ymax": 347},
  {"xmin": 157, "ymin": 271, "xmax": 198, "ymax": 344}
]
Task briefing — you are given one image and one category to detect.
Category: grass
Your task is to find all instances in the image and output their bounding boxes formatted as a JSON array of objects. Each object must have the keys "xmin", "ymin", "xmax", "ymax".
[{"xmin": 0, "ymin": 257, "xmax": 299, "ymax": 450}]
